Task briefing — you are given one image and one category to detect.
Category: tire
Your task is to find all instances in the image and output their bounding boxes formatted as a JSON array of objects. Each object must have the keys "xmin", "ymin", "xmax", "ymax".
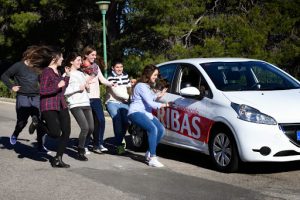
[
  {"xmin": 209, "ymin": 128, "xmax": 239, "ymax": 173},
  {"xmin": 128, "ymin": 124, "xmax": 148, "ymax": 151}
]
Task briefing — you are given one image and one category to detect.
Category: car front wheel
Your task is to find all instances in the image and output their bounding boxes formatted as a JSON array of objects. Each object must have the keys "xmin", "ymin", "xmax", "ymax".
[{"xmin": 209, "ymin": 128, "xmax": 239, "ymax": 173}]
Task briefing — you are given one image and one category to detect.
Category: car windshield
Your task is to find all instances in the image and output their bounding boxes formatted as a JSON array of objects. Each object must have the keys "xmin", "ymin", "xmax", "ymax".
[{"xmin": 201, "ymin": 61, "xmax": 300, "ymax": 91}]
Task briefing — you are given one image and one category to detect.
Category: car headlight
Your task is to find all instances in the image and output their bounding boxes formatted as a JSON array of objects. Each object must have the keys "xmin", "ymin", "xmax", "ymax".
[{"xmin": 231, "ymin": 103, "xmax": 277, "ymax": 125}]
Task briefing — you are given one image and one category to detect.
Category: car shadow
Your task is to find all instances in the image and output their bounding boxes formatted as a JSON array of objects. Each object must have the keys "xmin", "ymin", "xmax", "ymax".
[
  {"xmin": 157, "ymin": 143, "xmax": 213, "ymax": 170},
  {"xmin": 123, "ymin": 135, "xmax": 300, "ymax": 174},
  {"xmin": 122, "ymin": 135, "xmax": 213, "ymax": 168},
  {"xmin": 239, "ymin": 161, "xmax": 300, "ymax": 174},
  {"xmin": 158, "ymin": 144, "xmax": 300, "ymax": 174}
]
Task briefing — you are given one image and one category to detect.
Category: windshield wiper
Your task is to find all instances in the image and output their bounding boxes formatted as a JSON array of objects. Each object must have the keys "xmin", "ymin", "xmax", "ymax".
[{"xmin": 249, "ymin": 82, "xmax": 261, "ymax": 90}]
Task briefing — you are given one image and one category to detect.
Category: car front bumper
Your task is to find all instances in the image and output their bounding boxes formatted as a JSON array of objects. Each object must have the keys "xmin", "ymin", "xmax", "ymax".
[{"xmin": 232, "ymin": 120, "xmax": 300, "ymax": 162}]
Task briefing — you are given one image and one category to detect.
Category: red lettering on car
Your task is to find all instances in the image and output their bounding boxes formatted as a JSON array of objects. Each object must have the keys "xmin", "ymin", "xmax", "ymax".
[{"xmin": 153, "ymin": 107, "xmax": 213, "ymax": 143}]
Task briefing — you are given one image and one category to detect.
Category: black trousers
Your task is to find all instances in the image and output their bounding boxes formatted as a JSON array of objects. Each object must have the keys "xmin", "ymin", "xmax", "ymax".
[
  {"xmin": 13, "ymin": 95, "xmax": 45, "ymax": 147},
  {"xmin": 42, "ymin": 109, "xmax": 70, "ymax": 157}
]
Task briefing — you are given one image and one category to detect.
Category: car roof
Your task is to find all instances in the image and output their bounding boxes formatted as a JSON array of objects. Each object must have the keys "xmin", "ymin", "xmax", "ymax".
[{"xmin": 157, "ymin": 57, "xmax": 261, "ymax": 66}]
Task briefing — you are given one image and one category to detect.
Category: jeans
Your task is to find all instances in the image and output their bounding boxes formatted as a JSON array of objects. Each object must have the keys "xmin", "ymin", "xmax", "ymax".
[
  {"xmin": 41, "ymin": 109, "xmax": 71, "ymax": 157},
  {"xmin": 70, "ymin": 106, "xmax": 94, "ymax": 149},
  {"xmin": 14, "ymin": 95, "xmax": 45, "ymax": 148},
  {"xmin": 106, "ymin": 101, "xmax": 129, "ymax": 146},
  {"xmin": 89, "ymin": 98, "xmax": 105, "ymax": 147},
  {"xmin": 128, "ymin": 112, "xmax": 165, "ymax": 156}
]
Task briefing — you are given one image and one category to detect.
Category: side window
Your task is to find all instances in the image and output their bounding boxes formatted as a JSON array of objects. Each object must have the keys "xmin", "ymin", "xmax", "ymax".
[
  {"xmin": 159, "ymin": 64, "xmax": 177, "ymax": 84},
  {"xmin": 180, "ymin": 65, "xmax": 200, "ymax": 89},
  {"xmin": 177, "ymin": 63, "xmax": 212, "ymax": 99}
]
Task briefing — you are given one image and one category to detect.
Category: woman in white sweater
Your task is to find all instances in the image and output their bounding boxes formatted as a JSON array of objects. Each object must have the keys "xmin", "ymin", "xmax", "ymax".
[{"xmin": 64, "ymin": 52, "xmax": 94, "ymax": 161}]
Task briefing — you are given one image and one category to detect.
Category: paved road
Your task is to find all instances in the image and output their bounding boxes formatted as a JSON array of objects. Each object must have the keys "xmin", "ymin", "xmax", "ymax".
[{"xmin": 0, "ymin": 101, "xmax": 300, "ymax": 200}]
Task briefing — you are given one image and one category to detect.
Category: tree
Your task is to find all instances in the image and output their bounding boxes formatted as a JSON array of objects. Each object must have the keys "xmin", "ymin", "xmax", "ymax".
[
  {"xmin": 118, "ymin": 0, "xmax": 300, "ymax": 77},
  {"xmin": 0, "ymin": 0, "xmax": 299, "ymax": 79}
]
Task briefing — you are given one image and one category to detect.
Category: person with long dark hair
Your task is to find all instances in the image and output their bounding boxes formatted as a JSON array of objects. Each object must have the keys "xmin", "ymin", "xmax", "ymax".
[
  {"xmin": 128, "ymin": 64, "xmax": 170, "ymax": 167},
  {"xmin": 64, "ymin": 52, "xmax": 94, "ymax": 161},
  {"xmin": 39, "ymin": 47, "xmax": 71, "ymax": 168},
  {"xmin": 1, "ymin": 45, "xmax": 49, "ymax": 153}
]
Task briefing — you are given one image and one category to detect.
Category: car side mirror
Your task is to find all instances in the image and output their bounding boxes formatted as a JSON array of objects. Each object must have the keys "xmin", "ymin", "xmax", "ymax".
[{"xmin": 180, "ymin": 86, "xmax": 200, "ymax": 97}]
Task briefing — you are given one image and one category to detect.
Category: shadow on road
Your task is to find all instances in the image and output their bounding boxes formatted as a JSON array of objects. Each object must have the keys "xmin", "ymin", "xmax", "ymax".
[
  {"xmin": 104, "ymin": 136, "xmax": 147, "ymax": 165},
  {"xmin": 0, "ymin": 136, "xmax": 51, "ymax": 162},
  {"xmin": 2, "ymin": 134, "xmax": 300, "ymax": 174},
  {"xmin": 121, "ymin": 135, "xmax": 214, "ymax": 170},
  {"xmin": 239, "ymin": 161, "xmax": 300, "ymax": 174},
  {"xmin": 122, "ymin": 135, "xmax": 300, "ymax": 174}
]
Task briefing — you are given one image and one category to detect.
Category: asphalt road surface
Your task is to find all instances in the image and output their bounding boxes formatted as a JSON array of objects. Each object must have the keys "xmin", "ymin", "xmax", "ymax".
[{"xmin": 0, "ymin": 101, "xmax": 299, "ymax": 200}]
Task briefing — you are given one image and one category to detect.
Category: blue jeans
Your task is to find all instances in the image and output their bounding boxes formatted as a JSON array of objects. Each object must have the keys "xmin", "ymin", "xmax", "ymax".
[
  {"xmin": 128, "ymin": 112, "xmax": 165, "ymax": 156},
  {"xmin": 89, "ymin": 98, "xmax": 105, "ymax": 147},
  {"xmin": 106, "ymin": 101, "xmax": 129, "ymax": 146}
]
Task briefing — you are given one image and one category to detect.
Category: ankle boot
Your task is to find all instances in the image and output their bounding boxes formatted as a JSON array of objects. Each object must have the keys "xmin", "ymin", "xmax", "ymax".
[
  {"xmin": 51, "ymin": 156, "xmax": 70, "ymax": 168},
  {"xmin": 78, "ymin": 148, "xmax": 88, "ymax": 161}
]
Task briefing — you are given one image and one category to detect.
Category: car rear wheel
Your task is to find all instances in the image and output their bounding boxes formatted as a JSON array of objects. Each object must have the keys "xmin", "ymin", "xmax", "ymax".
[
  {"xmin": 128, "ymin": 124, "xmax": 148, "ymax": 151},
  {"xmin": 209, "ymin": 128, "xmax": 239, "ymax": 173}
]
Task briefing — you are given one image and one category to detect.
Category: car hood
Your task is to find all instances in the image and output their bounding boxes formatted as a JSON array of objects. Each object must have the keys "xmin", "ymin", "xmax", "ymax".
[{"xmin": 222, "ymin": 89, "xmax": 300, "ymax": 123}]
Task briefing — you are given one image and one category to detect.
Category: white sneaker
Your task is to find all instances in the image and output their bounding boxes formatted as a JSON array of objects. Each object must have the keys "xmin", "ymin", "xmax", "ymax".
[
  {"xmin": 99, "ymin": 145, "xmax": 108, "ymax": 152},
  {"xmin": 85, "ymin": 147, "xmax": 91, "ymax": 155},
  {"xmin": 148, "ymin": 156, "xmax": 164, "ymax": 167},
  {"xmin": 145, "ymin": 151, "xmax": 150, "ymax": 162}
]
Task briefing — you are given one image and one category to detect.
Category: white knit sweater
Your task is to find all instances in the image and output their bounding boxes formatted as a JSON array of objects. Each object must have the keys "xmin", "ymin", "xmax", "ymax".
[{"xmin": 64, "ymin": 70, "xmax": 90, "ymax": 109}]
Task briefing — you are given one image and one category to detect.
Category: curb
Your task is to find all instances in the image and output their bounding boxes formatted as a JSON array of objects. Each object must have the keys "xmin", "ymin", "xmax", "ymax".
[{"xmin": 0, "ymin": 97, "xmax": 16, "ymax": 103}]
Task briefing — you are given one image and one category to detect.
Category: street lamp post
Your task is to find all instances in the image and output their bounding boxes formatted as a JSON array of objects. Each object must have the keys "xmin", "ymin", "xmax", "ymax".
[{"xmin": 96, "ymin": 1, "xmax": 110, "ymax": 78}]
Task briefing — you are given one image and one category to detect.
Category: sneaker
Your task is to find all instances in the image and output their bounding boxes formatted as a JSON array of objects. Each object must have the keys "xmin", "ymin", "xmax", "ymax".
[
  {"xmin": 116, "ymin": 145, "xmax": 126, "ymax": 155},
  {"xmin": 38, "ymin": 146, "xmax": 51, "ymax": 154},
  {"xmin": 99, "ymin": 145, "xmax": 108, "ymax": 152},
  {"xmin": 85, "ymin": 147, "xmax": 91, "ymax": 155},
  {"xmin": 148, "ymin": 156, "xmax": 164, "ymax": 167},
  {"xmin": 92, "ymin": 147, "xmax": 103, "ymax": 154},
  {"xmin": 121, "ymin": 138, "xmax": 126, "ymax": 148},
  {"xmin": 10, "ymin": 135, "xmax": 17, "ymax": 145},
  {"xmin": 145, "ymin": 151, "xmax": 150, "ymax": 162},
  {"xmin": 29, "ymin": 116, "xmax": 38, "ymax": 135}
]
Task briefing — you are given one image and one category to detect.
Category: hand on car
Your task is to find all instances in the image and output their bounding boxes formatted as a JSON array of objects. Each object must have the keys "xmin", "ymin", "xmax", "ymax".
[{"xmin": 157, "ymin": 87, "xmax": 168, "ymax": 99}]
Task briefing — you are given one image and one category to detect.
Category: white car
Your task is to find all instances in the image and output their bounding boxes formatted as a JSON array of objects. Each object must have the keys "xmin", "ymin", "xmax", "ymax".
[{"xmin": 129, "ymin": 58, "xmax": 300, "ymax": 172}]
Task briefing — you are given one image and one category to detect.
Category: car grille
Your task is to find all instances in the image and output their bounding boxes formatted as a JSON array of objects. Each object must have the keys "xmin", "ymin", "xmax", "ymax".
[{"xmin": 279, "ymin": 124, "xmax": 300, "ymax": 147}]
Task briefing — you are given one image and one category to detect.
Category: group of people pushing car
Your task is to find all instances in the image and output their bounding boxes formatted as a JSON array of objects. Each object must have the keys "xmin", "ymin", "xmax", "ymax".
[{"xmin": 1, "ymin": 45, "xmax": 171, "ymax": 168}]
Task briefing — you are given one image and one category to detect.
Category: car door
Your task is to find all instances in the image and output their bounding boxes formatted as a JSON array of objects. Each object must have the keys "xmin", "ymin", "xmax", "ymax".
[
  {"xmin": 157, "ymin": 63, "xmax": 213, "ymax": 152},
  {"xmin": 155, "ymin": 63, "xmax": 178, "ymax": 140}
]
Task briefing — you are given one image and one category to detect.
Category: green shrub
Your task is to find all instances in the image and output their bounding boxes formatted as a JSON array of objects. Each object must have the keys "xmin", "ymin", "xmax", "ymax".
[{"xmin": 0, "ymin": 81, "xmax": 16, "ymax": 98}]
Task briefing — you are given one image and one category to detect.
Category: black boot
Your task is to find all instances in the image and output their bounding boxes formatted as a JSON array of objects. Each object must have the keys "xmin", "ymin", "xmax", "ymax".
[
  {"xmin": 78, "ymin": 148, "xmax": 88, "ymax": 161},
  {"xmin": 50, "ymin": 156, "xmax": 70, "ymax": 168}
]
